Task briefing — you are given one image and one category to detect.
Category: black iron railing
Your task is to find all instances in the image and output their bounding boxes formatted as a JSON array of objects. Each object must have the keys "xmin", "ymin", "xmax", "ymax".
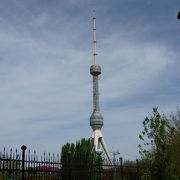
[
  {"xmin": 0, "ymin": 145, "xmax": 61, "ymax": 180},
  {"xmin": 0, "ymin": 145, "xmax": 152, "ymax": 180}
]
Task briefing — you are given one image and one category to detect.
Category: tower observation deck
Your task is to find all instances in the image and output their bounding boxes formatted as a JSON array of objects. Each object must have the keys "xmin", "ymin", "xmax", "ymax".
[{"xmin": 89, "ymin": 12, "xmax": 113, "ymax": 165}]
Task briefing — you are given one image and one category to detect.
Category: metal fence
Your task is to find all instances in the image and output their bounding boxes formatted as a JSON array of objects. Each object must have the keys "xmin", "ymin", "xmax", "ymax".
[
  {"xmin": 0, "ymin": 145, "xmax": 61, "ymax": 180},
  {"xmin": 0, "ymin": 145, "xmax": 151, "ymax": 180}
]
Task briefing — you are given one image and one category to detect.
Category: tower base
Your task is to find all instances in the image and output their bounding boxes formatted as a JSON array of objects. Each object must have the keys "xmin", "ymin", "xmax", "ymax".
[{"xmin": 91, "ymin": 129, "xmax": 113, "ymax": 165}]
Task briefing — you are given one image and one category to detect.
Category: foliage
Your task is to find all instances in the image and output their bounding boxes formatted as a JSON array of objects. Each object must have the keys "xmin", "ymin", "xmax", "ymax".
[
  {"xmin": 170, "ymin": 107, "xmax": 180, "ymax": 176},
  {"xmin": 138, "ymin": 107, "xmax": 178, "ymax": 180},
  {"xmin": 61, "ymin": 138, "xmax": 102, "ymax": 180}
]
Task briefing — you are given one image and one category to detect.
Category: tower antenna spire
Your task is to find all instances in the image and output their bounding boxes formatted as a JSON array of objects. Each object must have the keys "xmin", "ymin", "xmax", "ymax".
[{"xmin": 93, "ymin": 10, "xmax": 97, "ymax": 65}]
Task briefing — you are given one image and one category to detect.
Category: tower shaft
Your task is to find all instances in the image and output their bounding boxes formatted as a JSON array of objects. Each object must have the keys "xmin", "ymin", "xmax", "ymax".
[
  {"xmin": 90, "ymin": 65, "xmax": 103, "ymax": 127},
  {"xmin": 93, "ymin": 76, "xmax": 100, "ymax": 111}
]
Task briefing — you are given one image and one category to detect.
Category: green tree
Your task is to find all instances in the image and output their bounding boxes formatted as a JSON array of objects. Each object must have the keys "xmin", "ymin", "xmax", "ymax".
[
  {"xmin": 138, "ymin": 107, "xmax": 178, "ymax": 180},
  {"xmin": 170, "ymin": 108, "xmax": 180, "ymax": 176},
  {"xmin": 61, "ymin": 138, "xmax": 102, "ymax": 180}
]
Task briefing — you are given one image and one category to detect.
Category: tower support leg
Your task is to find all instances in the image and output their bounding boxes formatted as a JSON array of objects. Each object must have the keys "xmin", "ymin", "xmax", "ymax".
[{"xmin": 100, "ymin": 137, "xmax": 113, "ymax": 165}]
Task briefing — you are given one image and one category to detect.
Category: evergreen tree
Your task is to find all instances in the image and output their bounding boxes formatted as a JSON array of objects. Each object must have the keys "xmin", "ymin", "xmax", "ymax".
[{"xmin": 61, "ymin": 138, "xmax": 102, "ymax": 180}]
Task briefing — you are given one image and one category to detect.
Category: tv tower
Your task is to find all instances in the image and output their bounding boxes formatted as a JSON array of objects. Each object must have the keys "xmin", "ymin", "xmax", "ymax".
[{"xmin": 90, "ymin": 12, "xmax": 113, "ymax": 165}]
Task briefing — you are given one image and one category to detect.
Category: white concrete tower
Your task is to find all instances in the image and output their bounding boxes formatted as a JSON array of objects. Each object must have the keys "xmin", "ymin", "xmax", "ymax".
[{"xmin": 90, "ymin": 12, "xmax": 113, "ymax": 165}]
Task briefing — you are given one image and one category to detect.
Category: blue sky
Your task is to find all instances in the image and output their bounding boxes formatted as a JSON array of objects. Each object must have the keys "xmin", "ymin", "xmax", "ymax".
[{"xmin": 0, "ymin": 0, "xmax": 180, "ymax": 160}]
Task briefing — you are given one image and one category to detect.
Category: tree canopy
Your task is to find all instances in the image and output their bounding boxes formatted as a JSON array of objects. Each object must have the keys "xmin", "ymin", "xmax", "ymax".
[
  {"xmin": 139, "ymin": 107, "xmax": 179, "ymax": 180},
  {"xmin": 61, "ymin": 138, "xmax": 102, "ymax": 180}
]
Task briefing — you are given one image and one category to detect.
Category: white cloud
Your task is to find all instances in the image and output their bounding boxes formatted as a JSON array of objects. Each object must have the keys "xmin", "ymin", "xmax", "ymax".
[{"xmin": 98, "ymin": 36, "xmax": 175, "ymax": 102}]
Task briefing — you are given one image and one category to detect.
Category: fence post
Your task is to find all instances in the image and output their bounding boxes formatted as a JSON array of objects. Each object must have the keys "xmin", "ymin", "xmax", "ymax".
[
  {"xmin": 136, "ymin": 159, "xmax": 139, "ymax": 180},
  {"xmin": 120, "ymin": 157, "xmax": 123, "ymax": 180},
  {"xmin": 149, "ymin": 160, "xmax": 152, "ymax": 180},
  {"xmin": 21, "ymin": 145, "xmax": 27, "ymax": 180},
  {"xmin": 96, "ymin": 150, "xmax": 102, "ymax": 180},
  {"xmin": 98, "ymin": 155, "xmax": 102, "ymax": 180},
  {"xmin": 68, "ymin": 150, "xmax": 72, "ymax": 180}
]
